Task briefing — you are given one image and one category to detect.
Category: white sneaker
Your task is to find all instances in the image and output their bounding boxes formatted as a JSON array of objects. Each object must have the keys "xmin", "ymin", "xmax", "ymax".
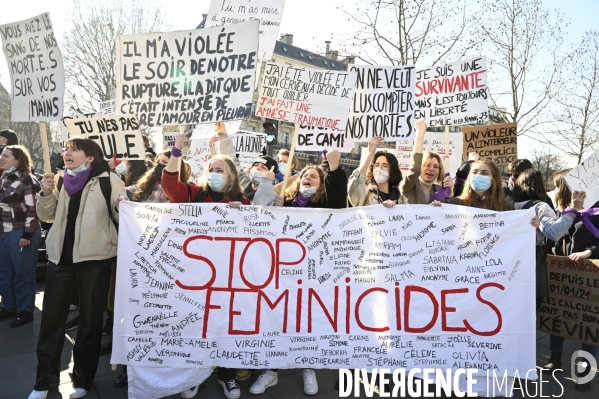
[
  {"xmin": 249, "ymin": 370, "xmax": 278, "ymax": 394},
  {"xmin": 219, "ymin": 379, "xmax": 241, "ymax": 399},
  {"xmin": 28, "ymin": 390, "xmax": 48, "ymax": 399},
  {"xmin": 69, "ymin": 388, "xmax": 87, "ymax": 399},
  {"xmin": 180, "ymin": 385, "xmax": 200, "ymax": 398},
  {"xmin": 303, "ymin": 369, "xmax": 318, "ymax": 395}
]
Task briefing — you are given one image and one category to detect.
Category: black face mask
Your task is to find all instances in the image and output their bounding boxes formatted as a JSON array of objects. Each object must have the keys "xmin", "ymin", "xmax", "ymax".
[{"xmin": 153, "ymin": 163, "xmax": 166, "ymax": 181}]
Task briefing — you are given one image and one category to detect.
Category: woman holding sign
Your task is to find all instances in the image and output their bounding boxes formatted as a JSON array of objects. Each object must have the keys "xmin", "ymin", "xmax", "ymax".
[
  {"xmin": 31, "ymin": 138, "xmax": 125, "ymax": 399},
  {"xmin": 161, "ymin": 132, "xmax": 248, "ymax": 399},
  {"xmin": 250, "ymin": 149, "xmax": 347, "ymax": 395},
  {"xmin": 400, "ymin": 120, "xmax": 454, "ymax": 204},
  {"xmin": 348, "ymin": 136, "xmax": 406, "ymax": 207}
]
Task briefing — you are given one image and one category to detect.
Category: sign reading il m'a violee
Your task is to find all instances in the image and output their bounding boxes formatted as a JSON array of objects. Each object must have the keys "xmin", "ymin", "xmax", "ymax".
[
  {"xmin": 64, "ymin": 115, "xmax": 145, "ymax": 160},
  {"xmin": 113, "ymin": 202, "xmax": 536, "ymax": 381},
  {"xmin": 0, "ymin": 12, "xmax": 65, "ymax": 121},
  {"xmin": 416, "ymin": 57, "xmax": 488, "ymax": 127},
  {"xmin": 537, "ymin": 255, "xmax": 599, "ymax": 347},
  {"xmin": 116, "ymin": 20, "xmax": 259, "ymax": 127},
  {"xmin": 461, "ymin": 122, "xmax": 517, "ymax": 166},
  {"xmin": 256, "ymin": 63, "xmax": 357, "ymax": 129},
  {"xmin": 345, "ymin": 65, "xmax": 416, "ymax": 142}
]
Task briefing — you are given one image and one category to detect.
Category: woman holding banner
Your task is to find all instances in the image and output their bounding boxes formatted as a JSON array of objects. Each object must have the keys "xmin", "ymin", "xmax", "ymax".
[
  {"xmin": 30, "ymin": 138, "xmax": 125, "ymax": 399},
  {"xmin": 0, "ymin": 145, "xmax": 42, "ymax": 328},
  {"xmin": 161, "ymin": 132, "xmax": 247, "ymax": 399},
  {"xmin": 348, "ymin": 136, "xmax": 406, "ymax": 207},
  {"xmin": 400, "ymin": 120, "xmax": 454, "ymax": 204},
  {"xmin": 542, "ymin": 170, "xmax": 597, "ymax": 391},
  {"xmin": 250, "ymin": 149, "xmax": 347, "ymax": 395}
]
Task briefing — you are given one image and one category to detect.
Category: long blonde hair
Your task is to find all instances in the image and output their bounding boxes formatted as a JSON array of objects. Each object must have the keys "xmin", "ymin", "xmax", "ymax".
[
  {"xmin": 198, "ymin": 154, "xmax": 243, "ymax": 200},
  {"xmin": 285, "ymin": 165, "xmax": 327, "ymax": 203},
  {"xmin": 553, "ymin": 169, "xmax": 572, "ymax": 212},
  {"xmin": 458, "ymin": 160, "xmax": 508, "ymax": 211}
]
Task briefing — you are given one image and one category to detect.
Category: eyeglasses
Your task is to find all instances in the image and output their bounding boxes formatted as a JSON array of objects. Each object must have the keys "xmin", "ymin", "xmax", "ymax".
[{"xmin": 509, "ymin": 173, "xmax": 519, "ymax": 179}]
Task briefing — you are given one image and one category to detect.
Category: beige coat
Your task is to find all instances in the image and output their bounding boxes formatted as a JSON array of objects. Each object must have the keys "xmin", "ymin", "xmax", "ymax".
[
  {"xmin": 347, "ymin": 169, "xmax": 408, "ymax": 206},
  {"xmin": 36, "ymin": 171, "xmax": 126, "ymax": 264},
  {"xmin": 399, "ymin": 152, "xmax": 441, "ymax": 205}
]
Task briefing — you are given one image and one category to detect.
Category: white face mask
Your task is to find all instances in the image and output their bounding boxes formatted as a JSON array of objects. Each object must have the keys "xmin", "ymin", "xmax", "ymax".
[
  {"xmin": 66, "ymin": 163, "xmax": 89, "ymax": 176},
  {"xmin": 278, "ymin": 163, "xmax": 287, "ymax": 175},
  {"xmin": 418, "ymin": 176, "xmax": 434, "ymax": 187},
  {"xmin": 115, "ymin": 163, "xmax": 129, "ymax": 176},
  {"xmin": 250, "ymin": 168, "xmax": 265, "ymax": 185},
  {"xmin": 299, "ymin": 186, "xmax": 318, "ymax": 198},
  {"xmin": 4, "ymin": 165, "xmax": 16, "ymax": 174},
  {"xmin": 373, "ymin": 168, "xmax": 389, "ymax": 184}
]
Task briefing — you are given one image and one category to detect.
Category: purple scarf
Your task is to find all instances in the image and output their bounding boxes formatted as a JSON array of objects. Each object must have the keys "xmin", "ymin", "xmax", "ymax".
[
  {"xmin": 562, "ymin": 207, "xmax": 599, "ymax": 239},
  {"xmin": 432, "ymin": 173, "xmax": 452, "ymax": 202},
  {"xmin": 292, "ymin": 193, "xmax": 311, "ymax": 207},
  {"xmin": 63, "ymin": 167, "xmax": 93, "ymax": 196}
]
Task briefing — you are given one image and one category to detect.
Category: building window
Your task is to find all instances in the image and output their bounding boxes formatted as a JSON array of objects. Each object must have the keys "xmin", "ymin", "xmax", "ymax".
[
  {"xmin": 246, "ymin": 126, "xmax": 255, "ymax": 132},
  {"xmin": 331, "ymin": 63, "xmax": 335, "ymax": 67},
  {"xmin": 323, "ymin": 60, "xmax": 328, "ymax": 65},
  {"xmin": 282, "ymin": 47, "xmax": 287, "ymax": 52},
  {"xmin": 300, "ymin": 52, "xmax": 304, "ymax": 57},
  {"xmin": 308, "ymin": 55, "xmax": 313, "ymax": 60}
]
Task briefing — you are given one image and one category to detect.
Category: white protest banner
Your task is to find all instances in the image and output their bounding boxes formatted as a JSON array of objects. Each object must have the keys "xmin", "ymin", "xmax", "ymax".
[
  {"xmin": 231, "ymin": 130, "xmax": 267, "ymax": 168},
  {"xmin": 100, "ymin": 99, "xmax": 117, "ymax": 116},
  {"xmin": 297, "ymin": 125, "xmax": 355, "ymax": 153},
  {"xmin": 205, "ymin": 0, "xmax": 285, "ymax": 63},
  {"xmin": 64, "ymin": 115, "xmax": 145, "ymax": 160},
  {"xmin": 116, "ymin": 20, "xmax": 259, "ymax": 127},
  {"xmin": 345, "ymin": 65, "xmax": 416, "ymax": 142},
  {"xmin": 0, "ymin": 13, "xmax": 65, "ymax": 121},
  {"xmin": 59, "ymin": 112, "xmax": 100, "ymax": 142},
  {"xmin": 191, "ymin": 120, "xmax": 243, "ymax": 139},
  {"xmin": 563, "ymin": 149, "xmax": 599, "ymax": 208},
  {"xmin": 256, "ymin": 62, "xmax": 357, "ymax": 129},
  {"xmin": 187, "ymin": 138, "xmax": 212, "ymax": 179},
  {"xmin": 415, "ymin": 57, "xmax": 488, "ymax": 128},
  {"xmin": 395, "ymin": 133, "xmax": 464, "ymax": 172},
  {"xmin": 113, "ymin": 202, "xmax": 536, "ymax": 390},
  {"xmin": 163, "ymin": 133, "xmax": 178, "ymax": 149}
]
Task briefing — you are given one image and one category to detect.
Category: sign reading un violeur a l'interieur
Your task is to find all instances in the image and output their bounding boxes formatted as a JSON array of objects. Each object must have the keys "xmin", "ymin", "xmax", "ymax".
[
  {"xmin": 461, "ymin": 122, "xmax": 517, "ymax": 166},
  {"xmin": 0, "ymin": 12, "xmax": 65, "ymax": 121},
  {"xmin": 256, "ymin": 63, "xmax": 357, "ymax": 129},
  {"xmin": 113, "ymin": 202, "xmax": 537, "ymax": 384},
  {"xmin": 115, "ymin": 20, "xmax": 259, "ymax": 127}
]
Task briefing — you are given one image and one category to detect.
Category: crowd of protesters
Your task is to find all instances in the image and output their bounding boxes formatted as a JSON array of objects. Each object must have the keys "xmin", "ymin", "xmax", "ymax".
[{"xmin": 0, "ymin": 120, "xmax": 596, "ymax": 399}]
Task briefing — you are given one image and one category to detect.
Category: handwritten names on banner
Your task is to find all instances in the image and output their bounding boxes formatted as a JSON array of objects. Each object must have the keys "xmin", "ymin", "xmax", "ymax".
[
  {"xmin": 116, "ymin": 20, "xmax": 259, "ymax": 127},
  {"xmin": 415, "ymin": 57, "xmax": 488, "ymax": 127},
  {"xmin": 461, "ymin": 122, "xmax": 517, "ymax": 165},
  {"xmin": 256, "ymin": 62, "xmax": 357, "ymax": 129},
  {"xmin": 297, "ymin": 125, "xmax": 355, "ymax": 153},
  {"xmin": 345, "ymin": 65, "xmax": 416, "ymax": 142},
  {"xmin": 232, "ymin": 130, "xmax": 267, "ymax": 167},
  {"xmin": 537, "ymin": 255, "xmax": 599, "ymax": 347},
  {"xmin": 205, "ymin": 0, "xmax": 285, "ymax": 62},
  {"xmin": 113, "ymin": 202, "xmax": 536, "ymax": 379},
  {"xmin": 0, "ymin": 12, "xmax": 65, "ymax": 121},
  {"xmin": 64, "ymin": 115, "xmax": 145, "ymax": 160},
  {"xmin": 564, "ymin": 149, "xmax": 599, "ymax": 207}
]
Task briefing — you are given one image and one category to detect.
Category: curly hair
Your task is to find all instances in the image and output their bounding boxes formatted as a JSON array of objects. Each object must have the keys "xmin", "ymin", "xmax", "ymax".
[
  {"xmin": 2, "ymin": 145, "xmax": 32, "ymax": 176},
  {"xmin": 367, "ymin": 151, "xmax": 402, "ymax": 187},
  {"xmin": 458, "ymin": 160, "xmax": 508, "ymax": 211},
  {"xmin": 132, "ymin": 151, "xmax": 189, "ymax": 202},
  {"xmin": 285, "ymin": 165, "xmax": 327, "ymax": 203},
  {"xmin": 125, "ymin": 159, "xmax": 151, "ymax": 186},
  {"xmin": 198, "ymin": 154, "xmax": 243, "ymax": 200},
  {"xmin": 553, "ymin": 169, "xmax": 572, "ymax": 211}
]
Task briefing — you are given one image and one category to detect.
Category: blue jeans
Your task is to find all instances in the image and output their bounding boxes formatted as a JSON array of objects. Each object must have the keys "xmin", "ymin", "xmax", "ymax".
[
  {"xmin": 0, "ymin": 225, "xmax": 41, "ymax": 313},
  {"xmin": 550, "ymin": 334, "xmax": 598, "ymax": 357}
]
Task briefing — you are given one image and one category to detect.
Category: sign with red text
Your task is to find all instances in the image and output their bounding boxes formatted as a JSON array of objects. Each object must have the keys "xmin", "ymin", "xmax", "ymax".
[
  {"xmin": 64, "ymin": 115, "xmax": 145, "ymax": 160},
  {"xmin": 345, "ymin": 65, "xmax": 416, "ymax": 142},
  {"xmin": 0, "ymin": 12, "xmax": 65, "ymax": 121},
  {"xmin": 116, "ymin": 20, "xmax": 259, "ymax": 127},
  {"xmin": 256, "ymin": 62, "xmax": 357, "ymax": 129},
  {"xmin": 415, "ymin": 57, "xmax": 488, "ymax": 128},
  {"xmin": 187, "ymin": 138, "xmax": 213, "ymax": 180},
  {"xmin": 113, "ymin": 202, "xmax": 536, "ymax": 381},
  {"xmin": 297, "ymin": 125, "xmax": 355, "ymax": 153}
]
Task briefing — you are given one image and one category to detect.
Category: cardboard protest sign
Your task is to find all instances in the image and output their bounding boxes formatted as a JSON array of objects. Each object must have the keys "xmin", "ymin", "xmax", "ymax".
[
  {"xmin": 187, "ymin": 138, "xmax": 212, "ymax": 179},
  {"xmin": 163, "ymin": 133, "xmax": 178, "ymax": 149},
  {"xmin": 205, "ymin": 0, "xmax": 285, "ymax": 63},
  {"xmin": 395, "ymin": 133, "xmax": 464, "ymax": 171},
  {"xmin": 116, "ymin": 20, "xmax": 259, "ymax": 127},
  {"xmin": 256, "ymin": 62, "xmax": 357, "ymax": 129},
  {"xmin": 0, "ymin": 12, "xmax": 65, "ymax": 121},
  {"xmin": 113, "ymin": 201, "xmax": 536, "ymax": 386},
  {"xmin": 345, "ymin": 65, "xmax": 416, "ymax": 142},
  {"xmin": 64, "ymin": 115, "xmax": 145, "ymax": 160},
  {"xmin": 59, "ymin": 112, "xmax": 100, "ymax": 142},
  {"xmin": 296, "ymin": 125, "xmax": 354, "ymax": 153},
  {"xmin": 231, "ymin": 130, "xmax": 267, "ymax": 167},
  {"xmin": 537, "ymin": 255, "xmax": 599, "ymax": 347},
  {"xmin": 461, "ymin": 122, "xmax": 517, "ymax": 166},
  {"xmin": 415, "ymin": 57, "xmax": 488, "ymax": 127},
  {"xmin": 100, "ymin": 99, "xmax": 116, "ymax": 116},
  {"xmin": 564, "ymin": 150, "xmax": 599, "ymax": 208}
]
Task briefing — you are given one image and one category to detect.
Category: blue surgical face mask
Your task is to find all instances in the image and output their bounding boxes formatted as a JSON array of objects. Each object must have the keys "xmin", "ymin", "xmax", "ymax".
[
  {"xmin": 4, "ymin": 165, "xmax": 16, "ymax": 174},
  {"xmin": 299, "ymin": 186, "xmax": 318, "ymax": 198},
  {"xmin": 250, "ymin": 168, "xmax": 265, "ymax": 185},
  {"xmin": 66, "ymin": 163, "xmax": 88, "ymax": 176},
  {"xmin": 278, "ymin": 163, "xmax": 287, "ymax": 175},
  {"xmin": 115, "ymin": 163, "xmax": 129, "ymax": 176},
  {"xmin": 208, "ymin": 172, "xmax": 226, "ymax": 191},
  {"xmin": 470, "ymin": 174, "xmax": 492, "ymax": 192}
]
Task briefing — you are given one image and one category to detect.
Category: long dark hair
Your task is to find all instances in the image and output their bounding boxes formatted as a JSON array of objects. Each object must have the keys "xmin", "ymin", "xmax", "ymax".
[
  {"xmin": 513, "ymin": 169, "xmax": 547, "ymax": 202},
  {"xmin": 125, "ymin": 160, "xmax": 151, "ymax": 186},
  {"xmin": 64, "ymin": 138, "xmax": 105, "ymax": 168},
  {"xmin": 367, "ymin": 152, "xmax": 402, "ymax": 188}
]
